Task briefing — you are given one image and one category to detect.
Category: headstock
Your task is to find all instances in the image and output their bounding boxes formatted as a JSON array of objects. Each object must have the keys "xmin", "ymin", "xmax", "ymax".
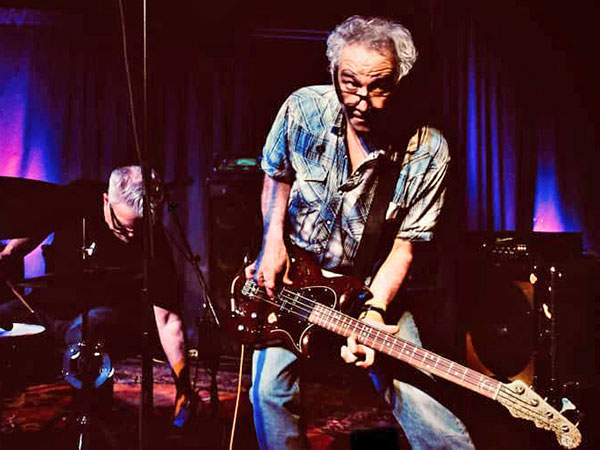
[{"xmin": 497, "ymin": 380, "xmax": 581, "ymax": 449}]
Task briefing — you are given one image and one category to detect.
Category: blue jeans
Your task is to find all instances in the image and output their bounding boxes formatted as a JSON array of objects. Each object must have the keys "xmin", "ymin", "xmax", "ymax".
[{"xmin": 250, "ymin": 311, "xmax": 474, "ymax": 449}]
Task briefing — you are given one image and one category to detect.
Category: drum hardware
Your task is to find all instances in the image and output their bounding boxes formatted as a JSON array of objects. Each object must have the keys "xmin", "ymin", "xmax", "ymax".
[
  {"xmin": 66, "ymin": 216, "xmax": 111, "ymax": 450},
  {"xmin": 63, "ymin": 341, "xmax": 113, "ymax": 390}
]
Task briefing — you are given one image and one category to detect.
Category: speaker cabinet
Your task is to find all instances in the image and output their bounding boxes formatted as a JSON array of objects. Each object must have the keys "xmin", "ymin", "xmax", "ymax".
[
  {"xmin": 207, "ymin": 168, "xmax": 262, "ymax": 353},
  {"xmin": 462, "ymin": 257, "xmax": 599, "ymax": 389},
  {"xmin": 461, "ymin": 259, "xmax": 536, "ymax": 385}
]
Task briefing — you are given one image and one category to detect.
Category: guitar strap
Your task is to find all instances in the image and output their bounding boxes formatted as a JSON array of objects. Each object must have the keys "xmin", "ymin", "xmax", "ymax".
[{"xmin": 352, "ymin": 128, "xmax": 422, "ymax": 281}]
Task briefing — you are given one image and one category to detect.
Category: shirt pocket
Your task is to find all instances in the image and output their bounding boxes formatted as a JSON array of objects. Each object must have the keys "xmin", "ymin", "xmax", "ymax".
[
  {"xmin": 288, "ymin": 161, "xmax": 328, "ymax": 236},
  {"xmin": 296, "ymin": 161, "xmax": 327, "ymax": 204}
]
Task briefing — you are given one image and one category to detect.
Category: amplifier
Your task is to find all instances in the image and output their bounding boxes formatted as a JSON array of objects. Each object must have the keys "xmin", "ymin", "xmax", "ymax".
[{"xmin": 465, "ymin": 231, "xmax": 583, "ymax": 263}]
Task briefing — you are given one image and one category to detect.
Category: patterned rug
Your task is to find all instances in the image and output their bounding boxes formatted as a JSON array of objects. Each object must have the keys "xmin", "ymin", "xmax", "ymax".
[{"xmin": 1, "ymin": 354, "xmax": 403, "ymax": 449}]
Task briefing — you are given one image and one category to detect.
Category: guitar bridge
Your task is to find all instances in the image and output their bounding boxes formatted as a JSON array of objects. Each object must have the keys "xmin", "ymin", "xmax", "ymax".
[{"xmin": 242, "ymin": 279, "xmax": 259, "ymax": 298}]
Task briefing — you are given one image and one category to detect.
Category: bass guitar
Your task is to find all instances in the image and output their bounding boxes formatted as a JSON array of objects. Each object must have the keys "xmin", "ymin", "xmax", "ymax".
[{"xmin": 226, "ymin": 245, "xmax": 582, "ymax": 449}]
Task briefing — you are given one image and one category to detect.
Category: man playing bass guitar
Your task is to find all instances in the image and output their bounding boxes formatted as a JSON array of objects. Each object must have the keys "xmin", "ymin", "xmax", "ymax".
[{"xmin": 244, "ymin": 15, "xmax": 474, "ymax": 450}]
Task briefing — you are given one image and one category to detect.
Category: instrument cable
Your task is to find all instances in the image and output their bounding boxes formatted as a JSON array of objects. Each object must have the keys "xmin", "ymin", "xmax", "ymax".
[{"xmin": 228, "ymin": 343, "xmax": 245, "ymax": 450}]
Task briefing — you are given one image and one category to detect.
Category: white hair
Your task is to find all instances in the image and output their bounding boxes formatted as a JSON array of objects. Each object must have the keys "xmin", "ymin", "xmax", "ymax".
[
  {"xmin": 326, "ymin": 15, "xmax": 418, "ymax": 81},
  {"xmin": 107, "ymin": 165, "xmax": 161, "ymax": 220}
]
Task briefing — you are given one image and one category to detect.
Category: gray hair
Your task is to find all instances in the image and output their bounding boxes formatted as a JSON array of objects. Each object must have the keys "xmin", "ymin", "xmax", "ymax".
[
  {"xmin": 107, "ymin": 165, "xmax": 161, "ymax": 220},
  {"xmin": 326, "ymin": 16, "xmax": 418, "ymax": 81}
]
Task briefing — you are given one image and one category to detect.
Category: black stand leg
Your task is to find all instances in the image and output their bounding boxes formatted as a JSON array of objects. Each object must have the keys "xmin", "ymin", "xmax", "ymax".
[{"xmin": 166, "ymin": 198, "xmax": 222, "ymax": 419}]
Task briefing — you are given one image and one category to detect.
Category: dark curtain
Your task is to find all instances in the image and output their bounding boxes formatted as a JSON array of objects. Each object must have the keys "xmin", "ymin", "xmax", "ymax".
[{"xmin": 437, "ymin": 0, "xmax": 597, "ymax": 251}]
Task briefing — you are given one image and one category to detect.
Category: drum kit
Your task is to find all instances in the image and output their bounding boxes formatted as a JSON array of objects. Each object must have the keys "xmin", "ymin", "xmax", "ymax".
[{"xmin": 0, "ymin": 176, "xmax": 138, "ymax": 449}]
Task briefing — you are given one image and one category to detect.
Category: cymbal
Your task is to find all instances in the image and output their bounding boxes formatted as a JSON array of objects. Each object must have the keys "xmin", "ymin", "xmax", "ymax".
[
  {"xmin": 0, "ymin": 177, "xmax": 77, "ymax": 239},
  {"xmin": 18, "ymin": 267, "xmax": 142, "ymax": 289},
  {"xmin": 0, "ymin": 323, "xmax": 45, "ymax": 339}
]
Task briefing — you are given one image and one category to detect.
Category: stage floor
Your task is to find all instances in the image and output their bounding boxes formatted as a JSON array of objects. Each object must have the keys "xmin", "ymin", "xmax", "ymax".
[
  {"xmin": 1, "ymin": 355, "xmax": 402, "ymax": 449},
  {"xmin": 2, "ymin": 353, "xmax": 595, "ymax": 449}
]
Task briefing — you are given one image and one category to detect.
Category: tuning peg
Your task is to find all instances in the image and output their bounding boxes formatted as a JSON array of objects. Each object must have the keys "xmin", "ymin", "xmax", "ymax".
[{"xmin": 560, "ymin": 397, "xmax": 576, "ymax": 414}]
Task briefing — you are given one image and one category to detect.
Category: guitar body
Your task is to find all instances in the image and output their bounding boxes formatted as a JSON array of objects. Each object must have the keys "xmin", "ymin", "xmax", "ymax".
[{"xmin": 226, "ymin": 245, "xmax": 367, "ymax": 355}]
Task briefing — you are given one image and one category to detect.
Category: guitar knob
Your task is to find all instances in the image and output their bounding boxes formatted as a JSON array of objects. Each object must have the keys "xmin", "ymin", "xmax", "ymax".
[
  {"xmin": 237, "ymin": 324, "xmax": 245, "ymax": 332},
  {"xmin": 357, "ymin": 288, "xmax": 373, "ymax": 302},
  {"xmin": 531, "ymin": 399, "xmax": 539, "ymax": 406}
]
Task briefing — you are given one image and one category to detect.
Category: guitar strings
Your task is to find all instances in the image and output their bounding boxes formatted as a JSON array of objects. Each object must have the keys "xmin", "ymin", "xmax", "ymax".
[
  {"xmin": 253, "ymin": 282, "xmax": 508, "ymax": 397},
  {"xmin": 244, "ymin": 281, "xmax": 563, "ymax": 431},
  {"xmin": 271, "ymin": 284, "xmax": 502, "ymax": 393}
]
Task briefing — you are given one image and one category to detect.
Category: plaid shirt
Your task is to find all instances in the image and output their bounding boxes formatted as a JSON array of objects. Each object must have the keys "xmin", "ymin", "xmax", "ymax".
[{"xmin": 261, "ymin": 85, "xmax": 449, "ymax": 272}]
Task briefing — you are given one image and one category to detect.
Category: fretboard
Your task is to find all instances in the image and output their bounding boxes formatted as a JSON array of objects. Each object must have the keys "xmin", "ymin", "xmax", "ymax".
[{"xmin": 305, "ymin": 296, "xmax": 500, "ymax": 399}]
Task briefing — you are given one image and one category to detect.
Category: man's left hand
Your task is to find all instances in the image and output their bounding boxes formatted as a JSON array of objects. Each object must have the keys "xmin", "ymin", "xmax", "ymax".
[{"xmin": 340, "ymin": 311, "xmax": 399, "ymax": 368}]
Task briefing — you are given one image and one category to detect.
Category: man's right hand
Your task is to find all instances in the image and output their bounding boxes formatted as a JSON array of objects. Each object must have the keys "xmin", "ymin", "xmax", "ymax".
[{"xmin": 244, "ymin": 239, "xmax": 292, "ymax": 298}]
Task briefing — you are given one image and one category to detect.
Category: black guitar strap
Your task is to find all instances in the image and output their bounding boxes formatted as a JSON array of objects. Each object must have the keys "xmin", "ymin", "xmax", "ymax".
[{"xmin": 352, "ymin": 128, "xmax": 421, "ymax": 281}]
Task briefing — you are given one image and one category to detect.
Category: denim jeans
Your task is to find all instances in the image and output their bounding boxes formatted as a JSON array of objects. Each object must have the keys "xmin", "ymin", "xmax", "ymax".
[{"xmin": 250, "ymin": 311, "xmax": 475, "ymax": 449}]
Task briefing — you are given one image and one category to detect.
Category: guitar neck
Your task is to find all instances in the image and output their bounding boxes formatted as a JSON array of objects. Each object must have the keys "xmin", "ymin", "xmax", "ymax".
[{"xmin": 307, "ymin": 301, "xmax": 500, "ymax": 399}]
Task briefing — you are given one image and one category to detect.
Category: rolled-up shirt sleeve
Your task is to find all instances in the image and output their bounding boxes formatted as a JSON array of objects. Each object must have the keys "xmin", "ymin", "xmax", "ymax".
[
  {"xmin": 396, "ymin": 132, "xmax": 450, "ymax": 242},
  {"xmin": 261, "ymin": 97, "xmax": 294, "ymax": 182}
]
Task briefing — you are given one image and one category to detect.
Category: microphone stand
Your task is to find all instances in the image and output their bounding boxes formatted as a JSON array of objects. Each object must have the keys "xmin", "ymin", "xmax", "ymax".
[
  {"xmin": 164, "ymin": 195, "xmax": 221, "ymax": 415},
  {"xmin": 138, "ymin": 166, "xmax": 155, "ymax": 450},
  {"xmin": 131, "ymin": 1, "xmax": 154, "ymax": 447}
]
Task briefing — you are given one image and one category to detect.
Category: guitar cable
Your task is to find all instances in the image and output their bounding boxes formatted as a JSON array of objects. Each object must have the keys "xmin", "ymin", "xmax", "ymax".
[{"xmin": 228, "ymin": 343, "xmax": 245, "ymax": 450}]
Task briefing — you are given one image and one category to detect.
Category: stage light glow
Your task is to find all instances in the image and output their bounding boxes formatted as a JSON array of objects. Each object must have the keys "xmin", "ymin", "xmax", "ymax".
[
  {"xmin": 1, "ymin": 42, "xmax": 59, "ymax": 278},
  {"xmin": 532, "ymin": 131, "xmax": 580, "ymax": 233}
]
